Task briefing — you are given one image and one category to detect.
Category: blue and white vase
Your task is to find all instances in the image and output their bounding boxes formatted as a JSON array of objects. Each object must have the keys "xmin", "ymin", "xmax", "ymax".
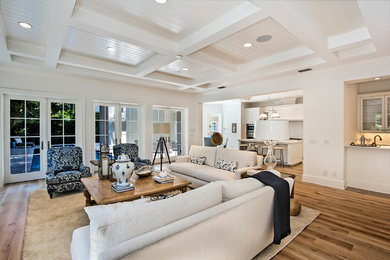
[{"xmin": 112, "ymin": 154, "xmax": 134, "ymax": 187}]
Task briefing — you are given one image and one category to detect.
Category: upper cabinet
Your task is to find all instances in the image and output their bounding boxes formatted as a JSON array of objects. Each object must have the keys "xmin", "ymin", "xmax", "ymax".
[
  {"xmin": 359, "ymin": 92, "xmax": 390, "ymax": 132},
  {"xmin": 244, "ymin": 108, "xmax": 259, "ymax": 124},
  {"xmin": 274, "ymin": 104, "xmax": 303, "ymax": 121}
]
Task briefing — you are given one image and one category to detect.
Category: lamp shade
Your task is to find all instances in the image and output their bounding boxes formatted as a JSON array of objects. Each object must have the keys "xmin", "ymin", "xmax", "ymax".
[
  {"xmin": 255, "ymin": 120, "xmax": 289, "ymax": 140},
  {"xmin": 153, "ymin": 123, "xmax": 170, "ymax": 134}
]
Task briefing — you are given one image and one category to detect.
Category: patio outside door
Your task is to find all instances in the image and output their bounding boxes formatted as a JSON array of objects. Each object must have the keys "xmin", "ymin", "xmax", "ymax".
[{"xmin": 5, "ymin": 96, "xmax": 47, "ymax": 183}]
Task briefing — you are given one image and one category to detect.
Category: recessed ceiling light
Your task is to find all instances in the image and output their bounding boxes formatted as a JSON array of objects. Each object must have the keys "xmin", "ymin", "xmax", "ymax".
[
  {"xmin": 182, "ymin": 67, "xmax": 189, "ymax": 71},
  {"xmin": 243, "ymin": 42, "xmax": 252, "ymax": 48},
  {"xmin": 18, "ymin": 22, "xmax": 32, "ymax": 29},
  {"xmin": 155, "ymin": 0, "xmax": 167, "ymax": 4},
  {"xmin": 256, "ymin": 35, "xmax": 272, "ymax": 43},
  {"xmin": 374, "ymin": 77, "xmax": 381, "ymax": 80},
  {"xmin": 107, "ymin": 46, "xmax": 116, "ymax": 52}
]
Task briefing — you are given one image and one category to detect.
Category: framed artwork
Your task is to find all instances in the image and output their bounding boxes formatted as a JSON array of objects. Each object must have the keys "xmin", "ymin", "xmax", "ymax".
[{"xmin": 232, "ymin": 123, "xmax": 237, "ymax": 133}]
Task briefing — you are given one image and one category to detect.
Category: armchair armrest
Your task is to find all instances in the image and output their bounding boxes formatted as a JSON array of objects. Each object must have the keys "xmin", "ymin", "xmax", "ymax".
[
  {"xmin": 79, "ymin": 163, "xmax": 91, "ymax": 175},
  {"xmin": 257, "ymin": 155, "xmax": 264, "ymax": 168},
  {"xmin": 234, "ymin": 165, "xmax": 262, "ymax": 179},
  {"xmin": 46, "ymin": 167, "xmax": 55, "ymax": 177},
  {"xmin": 174, "ymin": 155, "xmax": 190, "ymax": 163}
]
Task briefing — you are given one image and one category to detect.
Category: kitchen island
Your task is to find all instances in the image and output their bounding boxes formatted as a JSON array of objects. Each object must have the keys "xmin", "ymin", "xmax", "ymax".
[
  {"xmin": 345, "ymin": 145, "xmax": 390, "ymax": 194},
  {"xmin": 238, "ymin": 139, "xmax": 303, "ymax": 166}
]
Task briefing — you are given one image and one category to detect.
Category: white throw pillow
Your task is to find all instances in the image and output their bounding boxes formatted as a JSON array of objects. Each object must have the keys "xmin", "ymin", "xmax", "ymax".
[{"xmin": 88, "ymin": 182, "xmax": 223, "ymax": 260}]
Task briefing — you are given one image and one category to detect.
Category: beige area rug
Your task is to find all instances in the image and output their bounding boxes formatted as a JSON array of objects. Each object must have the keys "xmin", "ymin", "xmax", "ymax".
[
  {"xmin": 253, "ymin": 206, "xmax": 321, "ymax": 260},
  {"xmin": 24, "ymin": 190, "xmax": 320, "ymax": 260}
]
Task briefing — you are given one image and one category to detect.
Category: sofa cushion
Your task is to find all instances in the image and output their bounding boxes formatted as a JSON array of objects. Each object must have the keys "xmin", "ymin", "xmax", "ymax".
[
  {"xmin": 189, "ymin": 145, "xmax": 217, "ymax": 167},
  {"xmin": 169, "ymin": 163, "xmax": 236, "ymax": 182},
  {"xmin": 218, "ymin": 178, "xmax": 266, "ymax": 202},
  {"xmin": 215, "ymin": 148, "xmax": 257, "ymax": 169},
  {"xmin": 189, "ymin": 155, "xmax": 206, "ymax": 165},
  {"xmin": 71, "ymin": 225, "xmax": 90, "ymax": 260},
  {"xmin": 87, "ymin": 182, "xmax": 223, "ymax": 260},
  {"xmin": 50, "ymin": 146, "xmax": 82, "ymax": 173}
]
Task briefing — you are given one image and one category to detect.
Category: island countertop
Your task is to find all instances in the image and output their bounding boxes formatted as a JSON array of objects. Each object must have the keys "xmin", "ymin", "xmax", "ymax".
[
  {"xmin": 345, "ymin": 145, "xmax": 390, "ymax": 150},
  {"xmin": 239, "ymin": 139, "xmax": 303, "ymax": 144}
]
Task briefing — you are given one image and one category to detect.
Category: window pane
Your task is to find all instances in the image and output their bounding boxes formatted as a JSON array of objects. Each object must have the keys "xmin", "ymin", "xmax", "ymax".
[
  {"xmin": 108, "ymin": 121, "xmax": 115, "ymax": 135},
  {"xmin": 65, "ymin": 136, "xmax": 76, "ymax": 145},
  {"xmin": 159, "ymin": 110, "xmax": 165, "ymax": 121},
  {"xmin": 10, "ymin": 138, "xmax": 25, "ymax": 155},
  {"xmin": 131, "ymin": 122, "xmax": 138, "ymax": 135},
  {"xmin": 95, "ymin": 106, "xmax": 107, "ymax": 120},
  {"xmin": 177, "ymin": 111, "xmax": 181, "ymax": 121},
  {"xmin": 10, "ymin": 100, "xmax": 25, "ymax": 118},
  {"xmin": 153, "ymin": 109, "xmax": 158, "ymax": 122},
  {"xmin": 26, "ymin": 101, "xmax": 40, "ymax": 118},
  {"xmin": 108, "ymin": 106, "xmax": 115, "ymax": 120},
  {"xmin": 26, "ymin": 119, "xmax": 40, "ymax": 136},
  {"xmin": 51, "ymin": 102, "xmax": 63, "ymax": 119},
  {"xmin": 131, "ymin": 108, "xmax": 138, "ymax": 120},
  {"xmin": 51, "ymin": 120, "xmax": 63, "ymax": 135},
  {"xmin": 64, "ymin": 103, "xmax": 76, "ymax": 119},
  {"xmin": 64, "ymin": 120, "xmax": 76, "ymax": 135},
  {"xmin": 10, "ymin": 155, "xmax": 25, "ymax": 174},
  {"xmin": 95, "ymin": 121, "xmax": 106, "ymax": 135},
  {"xmin": 26, "ymin": 137, "xmax": 40, "ymax": 172},
  {"xmin": 177, "ymin": 122, "xmax": 181, "ymax": 133},
  {"xmin": 51, "ymin": 137, "xmax": 63, "ymax": 146},
  {"xmin": 10, "ymin": 119, "xmax": 25, "ymax": 136}
]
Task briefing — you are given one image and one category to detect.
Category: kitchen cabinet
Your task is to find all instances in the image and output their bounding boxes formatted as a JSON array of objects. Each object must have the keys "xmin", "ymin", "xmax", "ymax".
[
  {"xmin": 359, "ymin": 92, "xmax": 390, "ymax": 132},
  {"xmin": 274, "ymin": 104, "xmax": 303, "ymax": 120},
  {"xmin": 245, "ymin": 108, "xmax": 259, "ymax": 124}
]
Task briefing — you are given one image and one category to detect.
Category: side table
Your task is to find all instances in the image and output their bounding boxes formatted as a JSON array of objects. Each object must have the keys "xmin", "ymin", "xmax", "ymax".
[{"xmin": 245, "ymin": 169, "xmax": 301, "ymax": 216}]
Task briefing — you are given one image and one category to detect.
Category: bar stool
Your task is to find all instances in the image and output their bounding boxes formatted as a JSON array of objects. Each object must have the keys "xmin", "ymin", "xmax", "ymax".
[{"xmin": 260, "ymin": 146, "xmax": 285, "ymax": 167}]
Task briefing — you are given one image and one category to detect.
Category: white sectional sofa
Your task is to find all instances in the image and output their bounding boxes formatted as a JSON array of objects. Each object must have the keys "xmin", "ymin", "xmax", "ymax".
[
  {"xmin": 71, "ymin": 177, "xmax": 294, "ymax": 260},
  {"xmin": 169, "ymin": 145, "xmax": 263, "ymax": 188}
]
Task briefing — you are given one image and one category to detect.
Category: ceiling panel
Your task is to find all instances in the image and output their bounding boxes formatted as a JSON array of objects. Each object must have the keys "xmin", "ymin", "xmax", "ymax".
[
  {"xmin": 158, "ymin": 59, "xmax": 210, "ymax": 78},
  {"xmin": 196, "ymin": 18, "xmax": 303, "ymax": 65},
  {"xmin": 0, "ymin": 0, "xmax": 48, "ymax": 45},
  {"xmin": 295, "ymin": 0, "xmax": 365, "ymax": 37},
  {"xmin": 63, "ymin": 27, "xmax": 155, "ymax": 66},
  {"xmin": 80, "ymin": 0, "xmax": 245, "ymax": 40}
]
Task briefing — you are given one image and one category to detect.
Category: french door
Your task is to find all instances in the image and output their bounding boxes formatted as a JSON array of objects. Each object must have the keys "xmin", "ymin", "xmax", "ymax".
[{"xmin": 4, "ymin": 95, "xmax": 81, "ymax": 183}]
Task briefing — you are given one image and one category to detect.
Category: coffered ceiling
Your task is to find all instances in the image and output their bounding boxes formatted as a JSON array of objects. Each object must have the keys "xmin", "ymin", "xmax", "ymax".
[{"xmin": 0, "ymin": 0, "xmax": 389, "ymax": 94}]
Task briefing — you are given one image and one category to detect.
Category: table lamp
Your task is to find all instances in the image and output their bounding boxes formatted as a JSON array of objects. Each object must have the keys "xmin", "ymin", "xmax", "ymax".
[
  {"xmin": 152, "ymin": 123, "xmax": 171, "ymax": 171},
  {"xmin": 255, "ymin": 120, "xmax": 289, "ymax": 169}
]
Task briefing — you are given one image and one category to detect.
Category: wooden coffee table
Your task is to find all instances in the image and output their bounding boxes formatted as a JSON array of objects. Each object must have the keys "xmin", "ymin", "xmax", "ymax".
[{"xmin": 81, "ymin": 175, "xmax": 191, "ymax": 206}]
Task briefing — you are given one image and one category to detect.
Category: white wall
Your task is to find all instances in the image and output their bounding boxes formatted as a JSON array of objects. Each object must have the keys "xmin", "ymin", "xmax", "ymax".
[
  {"xmin": 222, "ymin": 101, "xmax": 241, "ymax": 149},
  {"xmin": 196, "ymin": 56, "xmax": 390, "ymax": 189},
  {"xmin": 0, "ymin": 66, "xmax": 199, "ymax": 186}
]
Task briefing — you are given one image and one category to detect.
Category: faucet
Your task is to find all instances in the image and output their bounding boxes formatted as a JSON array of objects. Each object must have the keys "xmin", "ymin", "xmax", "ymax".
[
  {"xmin": 360, "ymin": 135, "xmax": 366, "ymax": 146},
  {"xmin": 372, "ymin": 135, "xmax": 382, "ymax": 147}
]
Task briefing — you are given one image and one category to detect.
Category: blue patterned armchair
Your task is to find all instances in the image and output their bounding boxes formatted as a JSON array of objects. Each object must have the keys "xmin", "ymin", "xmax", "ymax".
[
  {"xmin": 113, "ymin": 143, "xmax": 151, "ymax": 170},
  {"xmin": 46, "ymin": 146, "xmax": 91, "ymax": 198}
]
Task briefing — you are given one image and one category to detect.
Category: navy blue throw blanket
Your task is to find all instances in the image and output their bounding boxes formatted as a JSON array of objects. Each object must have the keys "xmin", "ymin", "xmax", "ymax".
[{"xmin": 250, "ymin": 171, "xmax": 291, "ymax": 244}]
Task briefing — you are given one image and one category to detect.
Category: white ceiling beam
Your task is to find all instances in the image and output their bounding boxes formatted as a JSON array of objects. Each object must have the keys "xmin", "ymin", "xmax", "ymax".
[
  {"xmin": 45, "ymin": 0, "xmax": 76, "ymax": 68},
  {"xmin": 251, "ymin": 0, "xmax": 337, "ymax": 63},
  {"xmin": 58, "ymin": 51, "xmax": 137, "ymax": 75},
  {"xmin": 334, "ymin": 42, "xmax": 377, "ymax": 60},
  {"xmin": 134, "ymin": 54, "xmax": 176, "ymax": 77},
  {"xmin": 0, "ymin": 13, "xmax": 11, "ymax": 63},
  {"xmin": 70, "ymin": 7, "xmax": 176, "ymax": 55},
  {"xmin": 145, "ymin": 71, "xmax": 194, "ymax": 86},
  {"xmin": 328, "ymin": 27, "xmax": 372, "ymax": 51},
  {"xmin": 356, "ymin": 0, "xmax": 390, "ymax": 54},
  {"xmin": 188, "ymin": 51, "xmax": 237, "ymax": 72},
  {"xmin": 177, "ymin": 1, "xmax": 264, "ymax": 56},
  {"xmin": 7, "ymin": 40, "xmax": 45, "ymax": 60},
  {"xmin": 237, "ymin": 46, "xmax": 314, "ymax": 72}
]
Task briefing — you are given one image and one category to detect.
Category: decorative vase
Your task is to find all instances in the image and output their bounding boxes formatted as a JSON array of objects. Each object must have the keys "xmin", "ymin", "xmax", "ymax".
[{"xmin": 112, "ymin": 154, "xmax": 134, "ymax": 187}]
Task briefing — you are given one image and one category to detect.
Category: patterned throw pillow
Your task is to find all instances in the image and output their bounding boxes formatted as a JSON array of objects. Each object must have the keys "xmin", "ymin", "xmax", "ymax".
[
  {"xmin": 215, "ymin": 158, "xmax": 239, "ymax": 172},
  {"xmin": 190, "ymin": 155, "xmax": 206, "ymax": 165}
]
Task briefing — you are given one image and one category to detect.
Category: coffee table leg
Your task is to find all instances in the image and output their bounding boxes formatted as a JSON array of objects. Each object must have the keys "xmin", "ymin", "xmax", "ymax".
[
  {"xmin": 180, "ymin": 186, "xmax": 188, "ymax": 193},
  {"xmin": 84, "ymin": 190, "xmax": 92, "ymax": 206}
]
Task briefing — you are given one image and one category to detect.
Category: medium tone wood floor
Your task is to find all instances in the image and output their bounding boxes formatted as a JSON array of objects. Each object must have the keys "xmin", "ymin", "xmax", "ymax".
[{"xmin": 0, "ymin": 163, "xmax": 389, "ymax": 260}]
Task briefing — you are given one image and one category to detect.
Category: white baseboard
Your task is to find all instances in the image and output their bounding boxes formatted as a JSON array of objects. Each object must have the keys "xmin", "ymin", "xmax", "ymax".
[
  {"xmin": 347, "ymin": 179, "xmax": 390, "ymax": 194},
  {"xmin": 303, "ymin": 174, "xmax": 345, "ymax": 189}
]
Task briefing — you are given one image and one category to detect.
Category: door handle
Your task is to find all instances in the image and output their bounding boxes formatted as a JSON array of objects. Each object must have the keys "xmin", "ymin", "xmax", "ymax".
[
  {"xmin": 41, "ymin": 141, "xmax": 44, "ymax": 150},
  {"xmin": 115, "ymin": 138, "xmax": 118, "ymax": 144},
  {"xmin": 48, "ymin": 141, "xmax": 50, "ymax": 148}
]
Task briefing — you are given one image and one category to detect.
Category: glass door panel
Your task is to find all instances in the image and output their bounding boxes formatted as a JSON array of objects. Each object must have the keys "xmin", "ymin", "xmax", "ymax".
[
  {"xmin": 362, "ymin": 97, "xmax": 383, "ymax": 131},
  {"xmin": 120, "ymin": 106, "xmax": 139, "ymax": 145},
  {"xmin": 387, "ymin": 97, "xmax": 390, "ymax": 131},
  {"xmin": 7, "ymin": 97, "xmax": 45, "ymax": 182},
  {"xmin": 95, "ymin": 105, "xmax": 115, "ymax": 159},
  {"xmin": 50, "ymin": 102, "xmax": 76, "ymax": 147}
]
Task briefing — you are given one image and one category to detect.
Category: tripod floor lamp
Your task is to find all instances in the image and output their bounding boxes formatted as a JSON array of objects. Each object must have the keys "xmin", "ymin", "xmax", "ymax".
[{"xmin": 152, "ymin": 123, "xmax": 171, "ymax": 171}]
